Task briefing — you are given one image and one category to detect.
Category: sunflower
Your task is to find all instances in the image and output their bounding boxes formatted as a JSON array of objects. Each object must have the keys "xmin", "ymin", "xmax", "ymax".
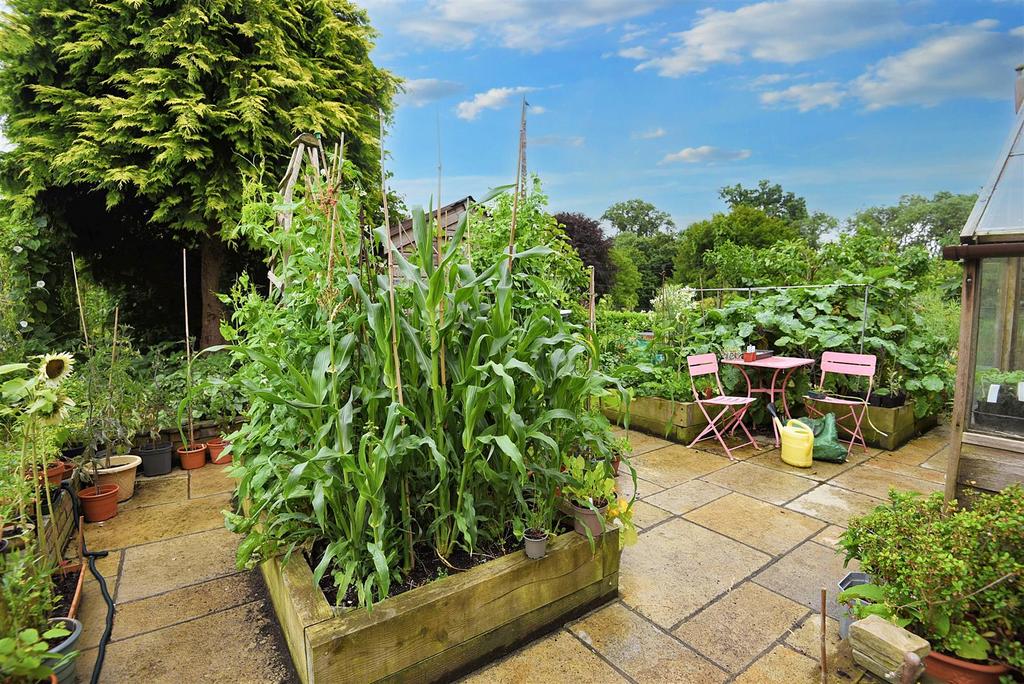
[
  {"xmin": 37, "ymin": 394, "xmax": 75, "ymax": 425},
  {"xmin": 37, "ymin": 352, "xmax": 74, "ymax": 385}
]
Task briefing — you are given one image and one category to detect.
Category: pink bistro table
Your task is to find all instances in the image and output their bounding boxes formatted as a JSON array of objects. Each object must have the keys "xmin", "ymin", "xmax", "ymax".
[{"xmin": 721, "ymin": 355, "xmax": 815, "ymax": 446}]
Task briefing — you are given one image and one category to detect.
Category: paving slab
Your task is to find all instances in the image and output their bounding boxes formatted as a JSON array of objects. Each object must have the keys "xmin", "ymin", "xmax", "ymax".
[
  {"xmin": 700, "ymin": 461, "xmax": 817, "ymax": 505},
  {"xmin": 829, "ymin": 464, "xmax": 942, "ymax": 500},
  {"xmin": 811, "ymin": 524, "xmax": 848, "ymax": 550},
  {"xmin": 461, "ymin": 630, "xmax": 628, "ymax": 683},
  {"xmin": 863, "ymin": 456, "xmax": 946, "ymax": 484},
  {"xmin": 745, "ymin": 449, "xmax": 870, "ymax": 482},
  {"xmin": 629, "ymin": 445, "xmax": 731, "ymax": 489},
  {"xmin": 786, "ymin": 484, "xmax": 884, "ymax": 527},
  {"xmin": 876, "ymin": 434, "xmax": 945, "ymax": 466},
  {"xmin": 113, "ymin": 571, "xmax": 259, "ymax": 642},
  {"xmin": 117, "ymin": 526, "xmax": 239, "ymax": 602},
  {"xmin": 619, "ymin": 518, "xmax": 769, "ymax": 629},
  {"xmin": 684, "ymin": 493, "xmax": 825, "ymax": 555},
  {"xmin": 628, "ymin": 500, "xmax": 672, "ymax": 530},
  {"xmin": 78, "ymin": 573, "xmax": 119, "ymax": 650},
  {"xmin": 920, "ymin": 446, "xmax": 949, "ymax": 472},
  {"xmin": 674, "ymin": 581, "xmax": 808, "ymax": 673},
  {"xmin": 120, "ymin": 476, "xmax": 188, "ymax": 512},
  {"xmin": 785, "ymin": 613, "xmax": 840, "ymax": 659},
  {"xmin": 621, "ymin": 431, "xmax": 675, "ymax": 456},
  {"xmin": 76, "ymin": 599, "xmax": 295, "ymax": 684},
  {"xmin": 753, "ymin": 540, "xmax": 860, "ymax": 618},
  {"xmin": 83, "ymin": 493, "xmax": 230, "ymax": 551},
  {"xmin": 615, "ymin": 472, "xmax": 664, "ymax": 501},
  {"xmin": 692, "ymin": 438, "xmax": 773, "ymax": 461},
  {"xmin": 734, "ymin": 644, "xmax": 820, "ymax": 684},
  {"xmin": 643, "ymin": 479, "xmax": 730, "ymax": 515},
  {"xmin": 571, "ymin": 602, "xmax": 727, "ymax": 683},
  {"xmin": 189, "ymin": 463, "xmax": 235, "ymax": 499}
]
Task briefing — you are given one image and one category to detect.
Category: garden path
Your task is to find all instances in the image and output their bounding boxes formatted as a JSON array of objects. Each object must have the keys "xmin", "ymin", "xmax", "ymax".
[{"xmin": 73, "ymin": 426, "xmax": 949, "ymax": 683}]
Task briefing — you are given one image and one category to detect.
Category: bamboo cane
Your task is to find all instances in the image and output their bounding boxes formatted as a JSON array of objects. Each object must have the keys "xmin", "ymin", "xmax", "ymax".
[
  {"xmin": 379, "ymin": 112, "xmax": 404, "ymax": 407},
  {"xmin": 506, "ymin": 98, "xmax": 528, "ymax": 272},
  {"xmin": 820, "ymin": 587, "xmax": 828, "ymax": 684},
  {"xmin": 70, "ymin": 252, "xmax": 90, "ymax": 347},
  {"xmin": 183, "ymin": 249, "xmax": 195, "ymax": 446},
  {"xmin": 437, "ymin": 115, "xmax": 447, "ymax": 388}
]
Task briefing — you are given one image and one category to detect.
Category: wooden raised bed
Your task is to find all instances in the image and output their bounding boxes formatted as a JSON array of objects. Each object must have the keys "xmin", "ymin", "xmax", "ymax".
[
  {"xmin": 601, "ymin": 393, "xmax": 707, "ymax": 444},
  {"xmin": 804, "ymin": 398, "xmax": 937, "ymax": 451},
  {"xmin": 262, "ymin": 529, "xmax": 621, "ymax": 684}
]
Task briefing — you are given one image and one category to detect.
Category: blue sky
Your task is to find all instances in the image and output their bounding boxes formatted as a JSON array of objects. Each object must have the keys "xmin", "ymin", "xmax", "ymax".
[{"xmin": 360, "ymin": 0, "xmax": 1024, "ymax": 229}]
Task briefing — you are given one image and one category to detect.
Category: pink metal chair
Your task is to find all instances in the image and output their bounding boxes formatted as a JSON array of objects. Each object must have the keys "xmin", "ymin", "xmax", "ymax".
[
  {"xmin": 804, "ymin": 352, "xmax": 877, "ymax": 456},
  {"xmin": 686, "ymin": 354, "xmax": 757, "ymax": 460}
]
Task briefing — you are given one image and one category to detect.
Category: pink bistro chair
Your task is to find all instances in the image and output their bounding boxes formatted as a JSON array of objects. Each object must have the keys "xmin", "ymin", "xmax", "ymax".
[
  {"xmin": 686, "ymin": 354, "xmax": 758, "ymax": 461},
  {"xmin": 804, "ymin": 352, "xmax": 877, "ymax": 456}
]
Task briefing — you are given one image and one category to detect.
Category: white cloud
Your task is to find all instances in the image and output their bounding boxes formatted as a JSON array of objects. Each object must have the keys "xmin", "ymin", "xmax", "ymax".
[
  {"xmin": 397, "ymin": 78, "xmax": 464, "ymax": 107},
  {"xmin": 853, "ymin": 21, "xmax": 1024, "ymax": 109},
  {"xmin": 456, "ymin": 86, "xmax": 536, "ymax": 120},
  {"xmin": 532, "ymin": 134, "xmax": 585, "ymax": 147},
  {"xmin": 661, "ymin": 145, "xmax": 751, "ymax": 164},
  {"xmin": 531, "ymin": 105, "xmax": 547, "ymax": 114},
  {"xmin": 618, "ymin": 46, "xmax": 650, "ymax": 60},
  {"xmin": 633, "ymin": 127, "xmax": 667, "ymax": 139},
  {"xmin": 636, "ymin": 0, "xmax": 904, "ymax": 77},
  {"xmin": 396, "ymin": 0, "xmax": 667, "ymax": 51},
  {"xmin": 760, "ymin": 82, "xmax": 845, "ymax": 111}
]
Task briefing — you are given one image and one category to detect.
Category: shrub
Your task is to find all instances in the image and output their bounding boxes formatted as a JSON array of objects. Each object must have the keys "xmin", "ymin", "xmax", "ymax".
[{"xmin": 839, "ymin": 488, "xmax": 1023, "ymax": 671}]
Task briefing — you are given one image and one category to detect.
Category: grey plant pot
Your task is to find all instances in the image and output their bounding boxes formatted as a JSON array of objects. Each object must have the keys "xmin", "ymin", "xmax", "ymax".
[
  {"xmin": 838, "ymin": 571, "xmax": 871, "ymax": 639},
  {"xmin": 47, "ymin": 617, "xmax": 82, "ymax": 684},
  {"xmin": 524, "ymin": 532, "xmax": 549, "ymax": 559},
  {"xmin": 138, "ymin": 442, "xmax": 173, "ymax": 477}
]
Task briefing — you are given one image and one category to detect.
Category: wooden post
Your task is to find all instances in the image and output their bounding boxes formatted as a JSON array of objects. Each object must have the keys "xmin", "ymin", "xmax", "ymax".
[
  {"xmin": 946, "ymin": 258, "xmax": 979, "ymax": 504},
  {"xmin": 70, "ymin": 252, "xmax": 90, "ymax": 347},
  {"xmin": 506, "ymin": 98, "xmax": 528, "ymax": 272},
  {"xmin": 183, "ymin": 249, "xmax": 195, "ymax": 446},
  {"xmin": 900, "ymin": 652, "xmax": 921, "ymax": 684},
  {"xmin": 820, "ymin": 587, "xmax": 828, "ymax": 684},
  {"xmin": 589, "ymin": 266, "xmax": 596, "ymax": 334}
]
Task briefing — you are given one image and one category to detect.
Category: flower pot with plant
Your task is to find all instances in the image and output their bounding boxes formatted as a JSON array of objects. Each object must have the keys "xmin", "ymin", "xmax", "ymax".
[
  {"xmin": 838, "ymin": 488, "xmax": 1022, "ymax": 683},
  {"xmin": 520, "ymin": 497, "xmax": 555, "ymax": 560},
  {"xmin": 562, "ymin": 455, "xmax": 616, "ymax": 538},
  {"xmin": 194, "ymin": 353, "xmax": 244, "ymax": 465},
  {"xmin": 134, "ymin": 345, "xmax": 175, "ymax": 477}
]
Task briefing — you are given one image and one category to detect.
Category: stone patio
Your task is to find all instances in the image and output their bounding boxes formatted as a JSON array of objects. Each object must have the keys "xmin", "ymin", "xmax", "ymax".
[{"xmin": 73, "ymin": 425, "xmax": 949, "ymax": 683}]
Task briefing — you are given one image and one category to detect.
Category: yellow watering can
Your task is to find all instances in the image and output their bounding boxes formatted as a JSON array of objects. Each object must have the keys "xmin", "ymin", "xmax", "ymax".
[{"xmin": 772, "ymin": 415, "xmax": 814, "ymax": 468}]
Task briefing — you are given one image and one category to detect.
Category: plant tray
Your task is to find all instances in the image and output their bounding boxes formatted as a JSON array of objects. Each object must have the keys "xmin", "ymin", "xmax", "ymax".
[{"xmin": 262, "ymin": 529, "xmax": 620, "ymax": 684}]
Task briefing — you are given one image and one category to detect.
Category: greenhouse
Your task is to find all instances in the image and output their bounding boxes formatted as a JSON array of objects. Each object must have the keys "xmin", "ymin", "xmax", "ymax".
[{"xmin": 0, "ymin": 3, "xmax": 1021, "ymax": 684}]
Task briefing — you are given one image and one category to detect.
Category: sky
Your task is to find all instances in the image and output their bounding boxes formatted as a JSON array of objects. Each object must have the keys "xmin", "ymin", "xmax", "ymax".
[{"xmin": 359, "ymin": 0, "xmax": 1024, "ymax": 230}]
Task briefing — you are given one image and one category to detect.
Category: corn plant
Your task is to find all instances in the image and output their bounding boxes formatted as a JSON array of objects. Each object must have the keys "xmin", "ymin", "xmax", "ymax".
[{"xmin": 221, "ymin": 166, "xmax": 628, "ymax": 609}]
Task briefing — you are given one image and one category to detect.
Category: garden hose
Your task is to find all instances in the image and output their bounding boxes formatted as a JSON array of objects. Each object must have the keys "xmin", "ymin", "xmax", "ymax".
[{"xmin": 59, "ymin": 482, "xmax": 115, "ymax": 684}]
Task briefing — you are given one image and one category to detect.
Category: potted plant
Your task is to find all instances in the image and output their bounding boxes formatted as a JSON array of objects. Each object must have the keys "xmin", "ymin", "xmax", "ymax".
[
  {"xmin": 197, "ymin": 355, "xmax": 243, "ymax": 465},
  {"xmin": 610, "ymin": 435, "xmax": 631, "ymax": 477},
  {"xmin": 562, "ymin": 454, "xmax": 616, "ymax": 538},
  {"xmin": 136, "ymin": 349, "xmax": 175, "ymax": 476},
  {"xmin": 838, "ymin": 488, "xmax": 1022, "ymax": 684},
  {"xmin": 521, "ymin": 498, "xmax": 553, "ymax": 560}
]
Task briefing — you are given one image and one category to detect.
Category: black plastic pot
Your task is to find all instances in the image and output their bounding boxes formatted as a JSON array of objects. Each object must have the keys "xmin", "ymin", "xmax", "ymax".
[
  {"xmin": 46, "ymin": 617, "xmax": 82, "ymax": 684},
  {"xmin": 138, "ymin": 442, "xmax": 173, "ymax": 477}
]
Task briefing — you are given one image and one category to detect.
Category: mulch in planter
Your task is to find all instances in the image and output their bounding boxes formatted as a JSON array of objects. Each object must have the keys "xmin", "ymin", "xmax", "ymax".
[{"xmin": 50, "ymin": 566, "xmax": 81, "ymax": 619}]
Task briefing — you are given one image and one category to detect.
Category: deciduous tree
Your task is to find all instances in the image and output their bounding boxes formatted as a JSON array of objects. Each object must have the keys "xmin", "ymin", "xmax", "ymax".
[
  {"xmin": 554, "ymin": 211, "xmax": 613, "ymax": 295},
  {"xmin": 601, "ymin": 199, "xmax": 676, "ymax": 237}
]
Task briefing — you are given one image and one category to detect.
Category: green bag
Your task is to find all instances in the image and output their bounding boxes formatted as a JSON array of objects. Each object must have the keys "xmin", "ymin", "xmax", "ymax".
[{"xmin": 796, "ymin": 413, "xmax": 848, "ymax": 463}]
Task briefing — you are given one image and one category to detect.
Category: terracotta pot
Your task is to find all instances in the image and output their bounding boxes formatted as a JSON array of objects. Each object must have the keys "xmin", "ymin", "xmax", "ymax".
[
  {"xmin": 524, "ymin": 530, "xmax": 549, "ymax": 559},
  {"xmin": 611, "ymin": 457, "xmax": 621, "ymax": 477},
  {"xmin": 79, "ymin": 484, "xmax": 119, "ymax": 523},
  {"xmin": 207, "ymin": 437, "xmax": 231, "ymax": 465},
  {"xmin": 94, "ymin": 455, "xmax": 142, "ymax": 502},
  {"xmin": 177, "ymin": 443, "xmax": 208, "ymax": 470},
  {"xmin": 44, "ymin": 462, "xmax": 68, "ymax": 486},
  {"xmin": 924, "ymin": 651, "xmax": 1011, "ymax": 684},
  {"xmin": 570, "ymin": 500, "xmax": 608, "ymax": 538}
]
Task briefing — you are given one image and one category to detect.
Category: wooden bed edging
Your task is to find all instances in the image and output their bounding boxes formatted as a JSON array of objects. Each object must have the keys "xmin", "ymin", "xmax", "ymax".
[
  {"xmin": 601, "ymin": 394, "xmax": 708, "ymax": 444},
  {"xmin": 261, "ymin": 529, "xmax": 620, "ymax": 684},
  {"xmin": 803, "ymin": 398, "xmax": 937, "ymax": 451}
]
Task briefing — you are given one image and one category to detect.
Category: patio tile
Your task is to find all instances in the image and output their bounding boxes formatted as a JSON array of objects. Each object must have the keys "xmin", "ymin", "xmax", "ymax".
[
  {"xmin": 644, "ymin": 480, "xmax": 730, "ymax": 515},
  {"xmin": 753, "ymin": 540, "xmax": 860, "ymax": 618},
  {"xmin": 786, "ymin": 484, "xmax": 883, "ymax": 527},
  {"xmin": 615, "ymin": 472, "xmax": 664, "ymax": 501},
  {"xmin": 734, "ymin": 644, "xmax": 820, "ymax": 684},
  {"xmin": 811, "ymin": 524, "xmax": 847, "ymax": 550},
  {"xmin": 620, "ymin": 431, "xmax": 675, "ymax": 456},
  {"xmin": 684, "ymin": 493, "xmax": 825, "ymax": 555},
  {"xmin": 629, "ymin": 445, "xmax": 731, "ymax": 488},
  {"xmin": 692, "ymin": 437, "xmax": 773, "ymax": 461},
  {"xmin": 76, "ymin": 600, "xmax": 294, "ymax": 684},
  {"xmin": 700, "ymin": 461, "xmax": 817, "ymax": 505},
  {"xmin": 921, "ymin": 446, "xmax": 950, "ymax": 472},
  {"xmin": 785, "ymin": 617, "xmax": 865, "ymax": 681},
  {"xmin": 829, "ymin": 464, "xmax": 942, "ymax": 500},
  {"xmin": 189, "ymin": 463, "xmax": 235, "ymax": 499},
  {"xmin": 117, "ymin": 526, "xmax": 239, "ymax": 602},
  {"xmin": 628, "ymin": 500, "xmax": 672, "ymax": 530},
  {"xmin": 83, "ymin": 493, "xmax": 230, "ymax": 551},
  {"xmin": 571, "ymin": 602, "xmax": 727, "ymax": 683},
  {"xmin": 113, "ymin": 571, "xmax": 258, "ymax": 642},
  {"xmin": 744, "ymin": 449, "xmax": 869, "ymax": 482},
  {"xmin": 619, "ymin": 518, "xmax": 769, "ymax": 629},
  {"xmin": 120, "ymin": 476, "xmax": 188, "ymax": 511},
  {"xmin": 673, "ymin": 582, "xmax": 808, "ymax": 673},
  {"xmin": 78, "ymin": 573, "xmax": 119, "ymax": 650},
  {"xmin": 877, "ymin": 432, "xmax": 947, "ymax": 466},
  {"xmin": 462, "ymin": 630, "xmax": 627, "ymax": 683},
  {"xmin": 863, "ymin": 457, "xmax": 945, "ymax": 485}
]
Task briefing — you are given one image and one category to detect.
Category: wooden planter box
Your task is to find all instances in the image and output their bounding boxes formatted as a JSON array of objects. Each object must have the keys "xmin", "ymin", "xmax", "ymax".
[
  {"xmin": 262, "ymin": 529, "xmax": 621, "ymax": 684},
  {"xmin": 41, "ymin": 487, "xmax": 75, "ymax": 565},
  {"xmin": 804, "ymin": 398, "xmax": 937, "ymax": 451},
  {"xmin": 601, "ymin": 393, "xmax": 708, "ymax": 444}
]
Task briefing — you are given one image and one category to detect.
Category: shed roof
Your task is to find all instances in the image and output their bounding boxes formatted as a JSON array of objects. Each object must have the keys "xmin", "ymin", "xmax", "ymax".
[
  {"xmin": 961, "ymin": 107, "xmax": 1024, "ymax": 241},
  {"xmin": 392, "ymin": 196, "xmax": 474, "ymax": 252}
]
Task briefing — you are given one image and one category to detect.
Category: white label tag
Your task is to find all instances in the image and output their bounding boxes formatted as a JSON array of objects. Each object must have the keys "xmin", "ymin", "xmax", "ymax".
[
  {"xmin": 987, "ymin": 383, "xmax": 1000, "ymax": 403},
  {"xmin": 1018, "ymin": 382, "xmax": 1024, "ymax": 401}
]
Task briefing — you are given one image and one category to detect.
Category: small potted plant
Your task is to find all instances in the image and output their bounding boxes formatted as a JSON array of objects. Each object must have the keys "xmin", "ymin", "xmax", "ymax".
[
  {"xmin": 136, "ymin": 353, "xmax": 174, "ymax": 477},
  {"xmin": 610, "ymin": 435, "xmax": 631, "ymax": 477},
  {"xmin": 838, "ymin": 488, "xmax": 1022, "ymax": 683},
  {"xmin": 521, "ymin": 499, "xmax": 553, "ymax": 560},
  {"xmin": 562, "ymin": 454, "xmax": 615, "ymax": 538},
  {"xmin": 199, "ymin": 360, "xmax": 242, "ymax": 465}
]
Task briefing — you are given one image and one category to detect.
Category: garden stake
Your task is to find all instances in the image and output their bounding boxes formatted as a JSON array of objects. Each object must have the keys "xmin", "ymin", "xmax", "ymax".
[
  {"xmin": 71, "ymin": 252, "xmax": 90, "ymax": 347},
  {"xmin": 182, "ymin": 249, "xmax": 195, "ymax": 447},
  {"xmin": 820, "ymin": 586, "xmax": 828, "ymax": 684},
  {"xmin": 507, "ymin": 97, "xmax": 527, "ymax": 271},
  {"xmin": 437, "ymin": 115, "xmax": 448, "ymax": 388}
]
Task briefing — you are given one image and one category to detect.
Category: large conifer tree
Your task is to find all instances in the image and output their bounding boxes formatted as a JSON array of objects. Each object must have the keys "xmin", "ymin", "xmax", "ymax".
[{"xmin": 0, "ymin": 0, "xmax": 397, "ymax": 344}]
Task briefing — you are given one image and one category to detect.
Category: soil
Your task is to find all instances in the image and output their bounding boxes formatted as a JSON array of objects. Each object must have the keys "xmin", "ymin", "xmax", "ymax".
[
  {"xmin": 311, "ymin": 521, "xmax": 572, "ymax": 608},
  {"xmin": 49, "ymin": 566, "xmax": 81, "ymax": 619}
]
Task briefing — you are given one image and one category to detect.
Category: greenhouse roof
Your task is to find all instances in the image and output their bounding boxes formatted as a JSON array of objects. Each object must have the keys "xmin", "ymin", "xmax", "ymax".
[{"xmin": 962, "ymin": 106, "xmax": 1024, "ymax": 241}]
